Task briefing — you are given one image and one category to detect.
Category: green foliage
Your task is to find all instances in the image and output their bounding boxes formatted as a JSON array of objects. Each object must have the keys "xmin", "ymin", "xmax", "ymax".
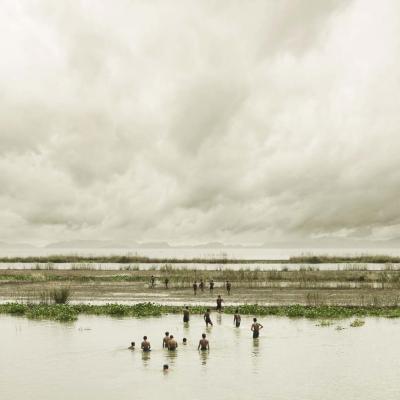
[{"xmin": 1, "ymin": 302, "xmax": 400, "ymax": 323}]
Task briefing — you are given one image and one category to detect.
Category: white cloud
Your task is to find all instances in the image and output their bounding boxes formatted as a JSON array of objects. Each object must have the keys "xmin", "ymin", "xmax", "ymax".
[{"xmin": 0, "ymin": 0, "xmax": 399, "ymax": 245}]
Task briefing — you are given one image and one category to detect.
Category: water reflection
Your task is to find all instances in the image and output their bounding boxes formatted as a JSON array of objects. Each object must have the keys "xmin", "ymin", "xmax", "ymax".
[
  {"xmin": 165, "ymin": 349, "xmax": 178, "ymax": 365},
  {"xmin": 198, "ymin": 350, "xmax": 209, "ymax": 366},
  {"xmin": 141, "ymin": 351, "xmax": 151, "ymax": 366},
  {"xmin": 216, "ymin": 313, "xmax": 222, "ymax": 325},
  {"xmin": 252, "ymin": 338, "xmax": 260, "ymax": 356}
]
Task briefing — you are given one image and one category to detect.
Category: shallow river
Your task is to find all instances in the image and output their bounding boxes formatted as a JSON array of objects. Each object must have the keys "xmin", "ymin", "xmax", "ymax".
[{"xmin": 1, "ymin": 314, "xmax": 400, "ymax": 400}]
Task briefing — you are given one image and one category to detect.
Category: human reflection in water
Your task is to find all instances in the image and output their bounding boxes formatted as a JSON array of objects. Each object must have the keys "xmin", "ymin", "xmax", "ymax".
[
  {"xmin": 141, "ymin": 351, "xmax": 151, "ymax": 367},
  {"xmin": 252, "ymin": 338, "xmax": 260, "ymax": 357},
  {"xmin": 199, "ymin": 349, "xmax": 209, "ymax": 366},
  {"xmin": 216, "ymin": 312, "xmax": 222, "ymax": 325},
  {"xmin": 166, "ymin": 348, "xmax": 178, "ymax": 366}
]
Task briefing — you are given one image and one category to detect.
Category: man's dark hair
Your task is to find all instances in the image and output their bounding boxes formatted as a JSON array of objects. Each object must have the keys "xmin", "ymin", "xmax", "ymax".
[
  {"xmin": 131, "ymin": 342, "xmax": 135, "ymax": 346},
  {"xmin": 170, "ymin": 335, "xmax": 174, "ymax": 339},
  {"xmin": 202, "ymin": 333, "xmax": 206, "ymax": 338},
  {"xmin": 253, "ymin": 318, "xmax": 257, "ymax": 322},
  {"xmin": 165, "ymin": 331, "xmax": 169, "ymax": 335},
  {"xmin": 143, "ymin": 336, "xmax": 147, "ymax": 340}
]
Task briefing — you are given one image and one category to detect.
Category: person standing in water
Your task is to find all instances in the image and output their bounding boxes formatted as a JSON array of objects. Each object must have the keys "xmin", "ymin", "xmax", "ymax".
[
  {"xmin": 216, "ymin": 295, "xmax": 224, "ymax": 312},
  {"xmin": 251, "ymin": 318, "xmax": 263, "ymax": 339},
  {"xmin": 209, "ymin": 280, "xmax": 214, "ymax": 293},
  {"xmin": 168, "ymin": 335, "xmax": 178, "ymax": 350},
  {"xmin": 163, "ymin": 332, "xmax": 170, "ymax": 348},
  {"xmin": 204, "ymin": 308, "xmax": 213, "ymax": 327},
  {"xmin": 183, "ymin": 306, "xmax": 190, "ymax": 323},
  {"xmin": 193, "ymin": 281, "xmax": 198, "ymax": 295},
  {"xmin": 164, "ymin": 277, "xmax": 169, "ymax": 289},
  {"xmin": 150, "ymin": 275, "xmax": 155, "ymax": 288},
  {"xmin": 226, "ymin": 281, "xmax": 231, "ymax": 295},
  {"xmin": 233, "ymin": 309, "xmax": 241, "ymax": 327},
  {"xmin": 198, "ymin": 333, "xmax": 210, "ymax": 350},
  {"xmin": 141, "ymin": 336, "xmax": 151, "ymax": 351},
  {"xmin": 128, "ymin": 341, "xmax": 135, "ymax": 350}
]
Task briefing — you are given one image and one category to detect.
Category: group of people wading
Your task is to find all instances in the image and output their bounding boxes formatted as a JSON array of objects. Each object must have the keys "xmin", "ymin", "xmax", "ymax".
[
  {"xmin": 149, "ymin": 276, "xmax": 232, "ymax": 295},
  {"xmin": 128, "ymin": 297, "xmax": 264, "ymax": 369}
]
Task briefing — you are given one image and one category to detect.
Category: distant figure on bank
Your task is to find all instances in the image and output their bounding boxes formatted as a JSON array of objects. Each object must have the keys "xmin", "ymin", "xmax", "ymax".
[
  {"xmin": 141, "ymin": 336, "xmax": 151, "ymax": 352},
  {"xmin": 150, "ymin": 275, "xmax": 155, "ymax": 288},
  {"xmin": 233, "ymin": 309, "xmax": 241, "ymax": 327},
  {"xmin": 199, "ymin": 279, "xmax": 205, "ymax": 292},
  {"xmin": 168, "ymin": 335, "xmax": 178, "ymax": 350},
  {"xmin": 183, "ymin": 338, "xmax": 187, "ymax": 345},
  {"xmin": 193, "ymin": 281, "xmax": 198, "ymax": 295},
  {"xmin": 251, "ymin": 318, "xmax": 263, "ymax": 339},
  {"xmin": 198, "ymin": 333, "xmax": 210, "ymax": 351},
  {"xmin": 204, "ymin": 308, "xmax": 213, "ymax": 327},
  {"xmin": 183, "ymin": 306, "xmax": 190, "ymax": 323},
  {"xmin": 226, "ymin": 281, "xmax": 231, "ymax": 295},
  {"xmin": 128, "ymin": 341, "xmax": 135, "ymax": 350},
  {"xmin": 164, "ymin": 277, "xmax": 169, "ymax": 289},
  {"xmin": 163, "ymin": 332, "xmax": 170, "ymax": 348},
  {"xmin": 209, "ymin": 280, "xmax": 214, "ymax": 293},
  {"xmin": 163, "ymin": 364, "xmax": 169, "ymax": 372},
  {"xmin": 216, "ymin": 295, "xmax": 224, "ymax": 312}
]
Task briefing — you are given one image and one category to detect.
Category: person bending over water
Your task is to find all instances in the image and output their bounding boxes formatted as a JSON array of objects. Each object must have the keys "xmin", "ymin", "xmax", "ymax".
[
  {"xmin": 204, "ymin": 308, "xmax": 213, "ymax": 327},
  {"xmin": 198, "ymin": 333, "xmax": 210, "ymax": 351},
  {"xmin": 168, "ymin": 335, "xmax": 178, "ymax": 350},
  {"xmin": 128, "ymin": 341, "xmax": 135, "ymax": 350},
  {"xmin": 183, "ymin": 306, "xmax": 190, "ymax": 323},
  {"xmin": 233, "ymin": 309, "xmax": 241, "ymax": 327},
  {"xmin": 163, "ymin": 332, "xmax": 170, "ymax": 348},
  {"xmin": 251, "ymin": 318, "xmax": 263, "ymax": 339},
  {"xmin": 141, "ymin": 336, "xmax": 151, "ymax": 352}
]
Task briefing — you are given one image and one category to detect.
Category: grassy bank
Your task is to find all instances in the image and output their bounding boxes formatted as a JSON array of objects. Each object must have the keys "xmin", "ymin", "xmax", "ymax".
[
  {"xmin": 2, "ymin": 268, "xmax": 400, "ymax": 287},
  {"xmin": 0, "ymin": 254, "xmax": 399, "ymax": 264},
  {"xmin": 2, "ymin": 302, "xmax": 400, "ymax": 322}
]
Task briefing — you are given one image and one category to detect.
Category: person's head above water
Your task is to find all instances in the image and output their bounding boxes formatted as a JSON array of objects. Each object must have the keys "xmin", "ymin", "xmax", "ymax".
[
  {"xmin": 131, "ymin": 342, "xmax": 135, "ymax": 346},
  {"xmin": 202, "ymin": 333, "xmax": 206, "ymax": 338},
  {"xmin": 185, "ymin": 306, "xmax": 189, "ymax": 310},
  {"xmin": 165, "ymin": 331, "xmax": 169, "ymax": 336},
  {"xmin": 143, "ymin": 336, "xmax": 147, "ymax": 340},
  {"xmin": 183, "ymin": 338, "xmax": 187, "ymax": 343},
  {"xmin": 163, "ymin": 364, "xmax": 169, "ymax": 370},
  {"xmin": 169, "ymin": 335, "xmax": 174, "ymax": 339},
  {"xmin": 206, "ymin": 308, "xmax": 210, "ymax": 312},
  {"xmin": 253, "ymin": 318, "xmax": 257, "ymax": 322}
]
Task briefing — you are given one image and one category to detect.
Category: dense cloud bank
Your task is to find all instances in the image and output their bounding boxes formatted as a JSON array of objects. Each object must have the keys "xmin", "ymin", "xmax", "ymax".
[{"xmin": 1, "ymin": 0, "xmax": 400, "ymax": 245}]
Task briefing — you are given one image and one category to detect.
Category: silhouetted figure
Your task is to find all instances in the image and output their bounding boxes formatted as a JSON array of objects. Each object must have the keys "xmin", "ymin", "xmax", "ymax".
[
  {"xmin": 193, "ymin": 281, "xmax": 198, "ymax": 295},
  {"xmin": 199, "ymin": 279, "xmax": 205, "ymax": 292},
  {"xmin": 141, "ymin": 336, "xmax": 151, "ymax": 352},
  {"xmin": 128, "ymin": 341, "xmax": 135, "ymax": 350},
  {"xmin": 209, "ymin": 280, "xmax": 214, "ymax": 293},
  {"xmin": 216, "ymin": 295, "xmax": 224, "ymax": 312},
  {"xmin": 233, "ymin": 309, "xmax": 241, "ymax": 327},
  {"xmin": 150, "ymin": 275, "xmax": 155, "ymax": 288},
  {"xmin": 226, "ymin": 281, "xmax": 231, "ymax": 295},
  {"xmin": 251, "ymin": 318, "xmax": 264, "ymax": 339},
  {"xmin": 204, "ymin": 308, "xmax": 213, "ymax": 327},
  {"xmin": 183, "ymin": 306, "xmax": 190, "ymax": 323},
  {"xmin": 164, "ymin": 277, "xmax": 169, "ymax": 289}
]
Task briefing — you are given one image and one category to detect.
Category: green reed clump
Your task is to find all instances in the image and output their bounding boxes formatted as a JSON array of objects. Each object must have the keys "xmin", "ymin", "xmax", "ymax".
[
  {"xmin": 350, "ymin": 318, "xmax": 365, "ymax": 327},
  {"xmin": 2, "ymin": 302, "xmax": 400, "ymax": 323},
  {"xmin": 52, "ymin": 287, "xmax": 71, "ymax": 304}
]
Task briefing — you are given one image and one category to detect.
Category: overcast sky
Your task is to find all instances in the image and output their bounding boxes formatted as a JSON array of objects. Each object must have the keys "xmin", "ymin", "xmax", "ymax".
[{"xmin": 1, "ymin": 0, "xmax": 399, "ymax": 246}]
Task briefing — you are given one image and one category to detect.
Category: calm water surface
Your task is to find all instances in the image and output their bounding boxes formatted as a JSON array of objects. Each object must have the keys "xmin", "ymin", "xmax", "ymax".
[{"xmin": 1, "ymin": 314, "xmax": 400, "ymax": 400}]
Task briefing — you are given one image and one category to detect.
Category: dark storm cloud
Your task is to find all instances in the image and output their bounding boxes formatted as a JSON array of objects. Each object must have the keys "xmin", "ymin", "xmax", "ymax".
[{"xmin": 1, "ymin": 0, "xmax": 399, "ymax": 245}]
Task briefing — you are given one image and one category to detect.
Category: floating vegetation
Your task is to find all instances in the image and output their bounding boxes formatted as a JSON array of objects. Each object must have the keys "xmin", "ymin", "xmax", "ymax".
[
  {"xmin": 350, "ymin": 319, "xmax": 365, "ymax": 327},
  {"xmin": 316, "ymin": 320, "xmax": 334, "ymax": 327},
  {"xmin": 1, "ymin": 303, "xmax": 400, "ymax": 323}
]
